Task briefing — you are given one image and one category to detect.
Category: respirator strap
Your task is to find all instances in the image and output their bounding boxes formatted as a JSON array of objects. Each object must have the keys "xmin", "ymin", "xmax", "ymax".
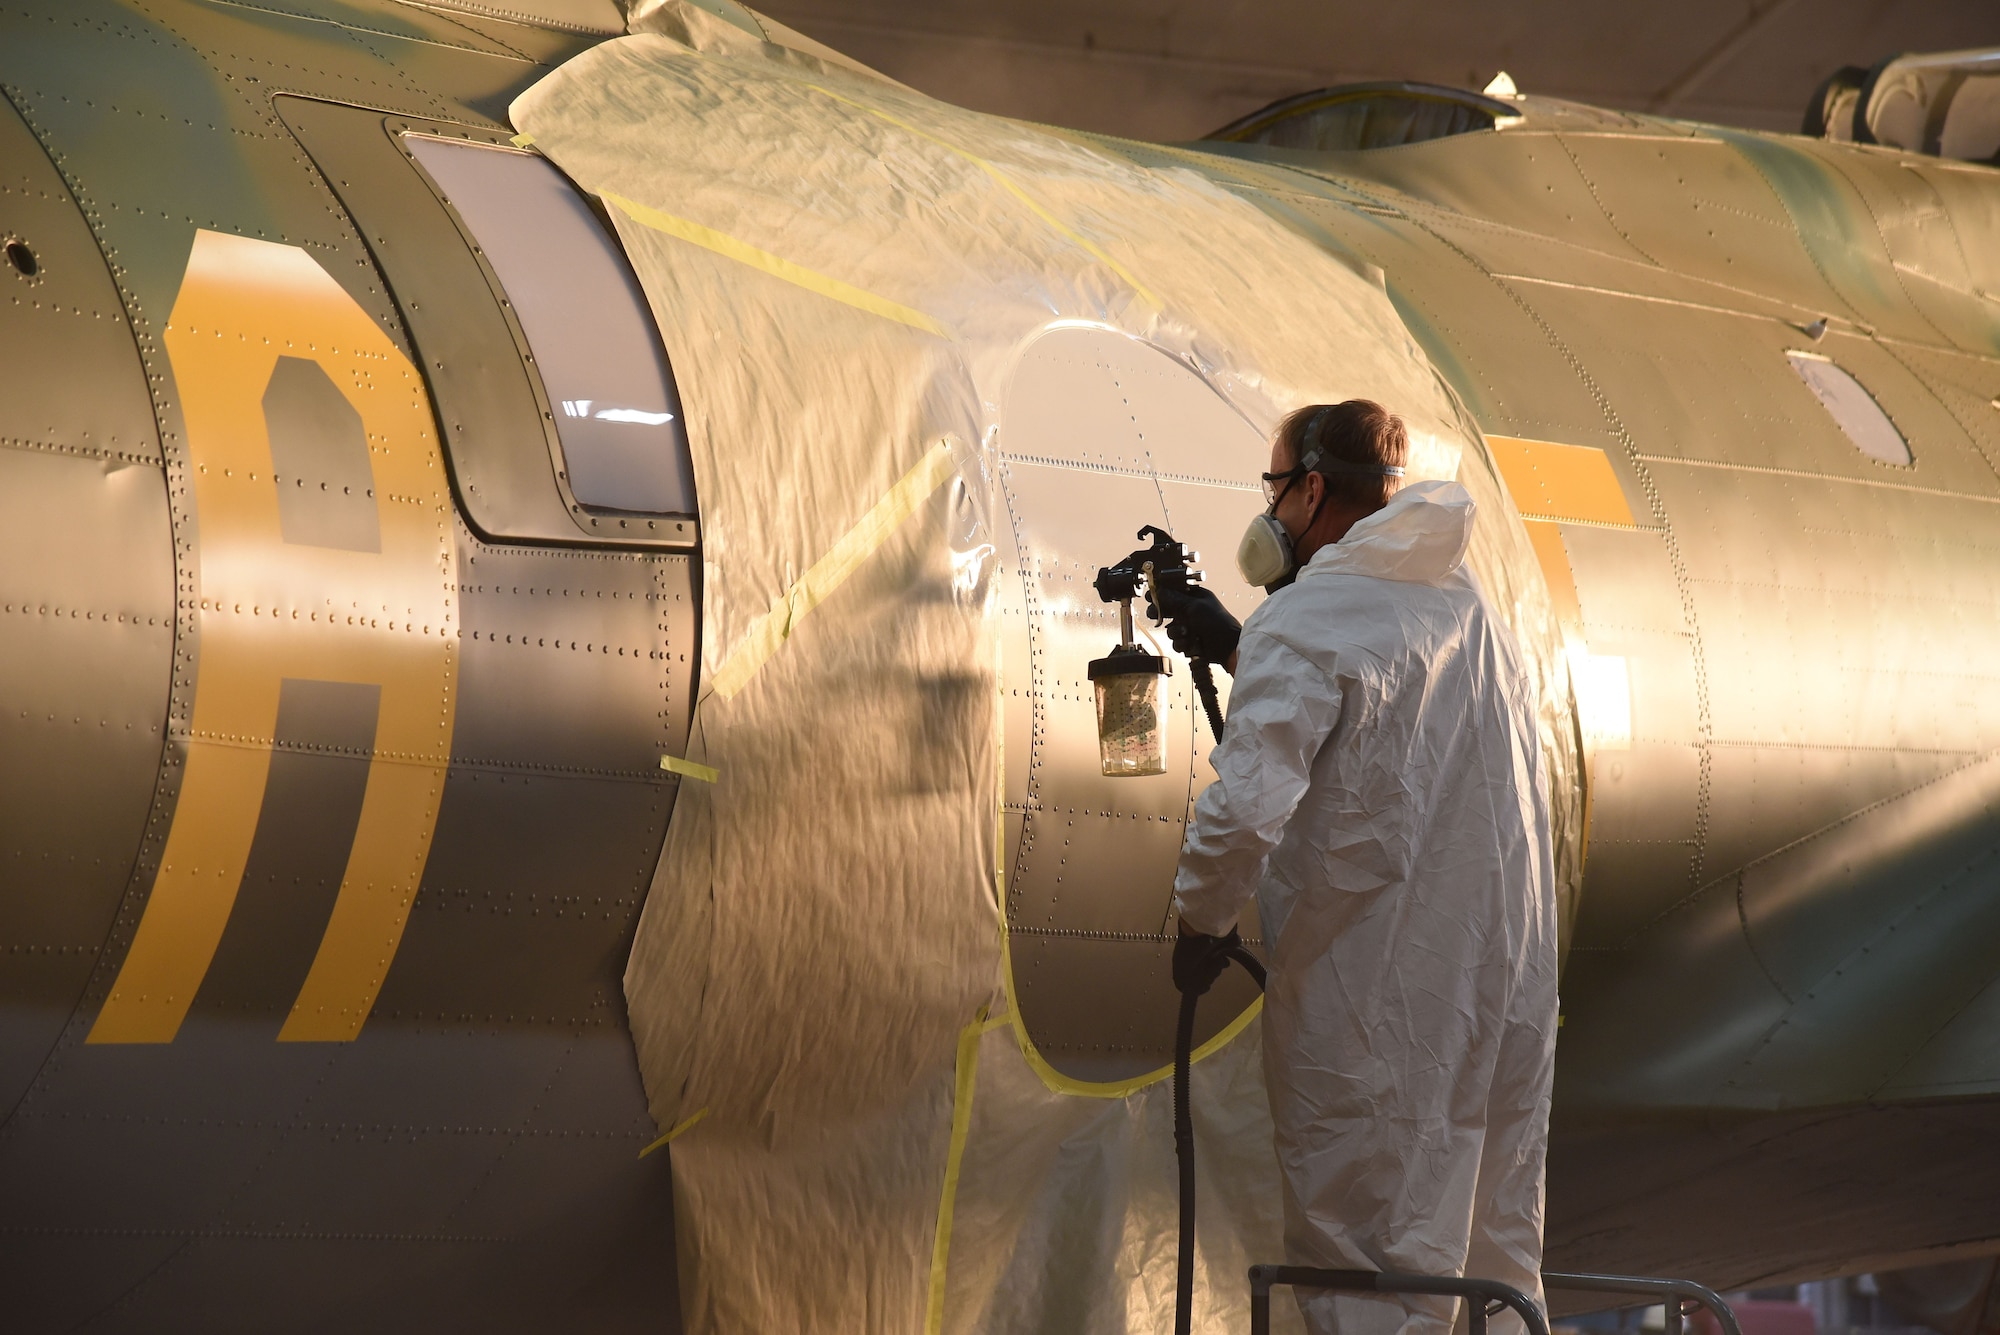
[
  {"xmin": 1299, "ymin": 405, "xmax": 1405, "ymax": 477},
  {"xmin": 1308, "ymin": 458, "xmax": 1405, "ymax": 477}
]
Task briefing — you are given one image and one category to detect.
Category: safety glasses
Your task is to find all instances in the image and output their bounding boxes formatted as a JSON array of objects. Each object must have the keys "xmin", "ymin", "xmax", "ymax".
[{"xmin": 1260, "ymin": 464, "xmax": 1309, "ymax": 506}]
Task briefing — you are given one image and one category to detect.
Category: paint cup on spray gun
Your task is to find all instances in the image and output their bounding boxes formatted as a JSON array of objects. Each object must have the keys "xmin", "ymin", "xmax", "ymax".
[
  {"xmin": 1088, "ymin": 638, "xmax": 1171, "ymax": 777},
  {"xmin": 1091, "ymin": 525, "xmax": 1194, "ymax": 778}
]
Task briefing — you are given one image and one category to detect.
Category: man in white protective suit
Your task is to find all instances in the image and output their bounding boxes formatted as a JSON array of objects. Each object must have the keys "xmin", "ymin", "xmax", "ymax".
[{"xmin": 1154, "ymin": 400, "xmax": 1559, "ymax": 1335}]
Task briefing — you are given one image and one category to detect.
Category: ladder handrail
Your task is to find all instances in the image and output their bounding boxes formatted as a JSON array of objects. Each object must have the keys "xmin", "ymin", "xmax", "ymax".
[
  {"xmin": 1247, "ymin": 1266, "xmax": 1742, "ymax": 1335},
  {"xmin": 1542, "ymin": 1271, "xmax": 1743, "ymax": 1335},
  {"xmin": 1248, "ymin": 1264, "xmax": 1550, "ymax": 1335}
]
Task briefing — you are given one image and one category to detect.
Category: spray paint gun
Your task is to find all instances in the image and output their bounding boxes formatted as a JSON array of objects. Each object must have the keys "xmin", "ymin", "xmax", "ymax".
[{"xmin": 1089, "ymin": 526, "xmax": 1227, "ymax": 778}]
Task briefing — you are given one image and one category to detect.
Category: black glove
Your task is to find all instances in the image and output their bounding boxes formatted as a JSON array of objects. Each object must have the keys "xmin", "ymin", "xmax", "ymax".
[
  {"xmin": 1172, "ymin": 925, "xmax": 1241, "ymax": 998},
  {"xmin": 1151, "ymin": 581, "xmax": 1241, "ymax": 665}
]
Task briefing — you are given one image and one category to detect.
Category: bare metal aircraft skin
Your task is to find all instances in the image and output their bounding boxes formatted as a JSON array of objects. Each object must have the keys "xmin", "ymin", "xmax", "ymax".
[{"xmin": 0, "ymin": 2, "xmax": 1996, "ymax": 1329}]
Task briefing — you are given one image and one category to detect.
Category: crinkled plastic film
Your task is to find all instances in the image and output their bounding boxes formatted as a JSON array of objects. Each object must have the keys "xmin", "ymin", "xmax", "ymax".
[{"xmin": 510, "ymin": 10, "xmax": 1577, "ymax": 1330}]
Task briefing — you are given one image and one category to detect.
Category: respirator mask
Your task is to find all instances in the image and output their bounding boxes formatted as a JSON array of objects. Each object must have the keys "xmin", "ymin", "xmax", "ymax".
[
  {"xmin": 1234, "ymin": 513, "xmax": 1297, "ymax": 591},
  {"xmin": 1234, "ymin": 428, "xmax": 1406, "ymax": 591}
]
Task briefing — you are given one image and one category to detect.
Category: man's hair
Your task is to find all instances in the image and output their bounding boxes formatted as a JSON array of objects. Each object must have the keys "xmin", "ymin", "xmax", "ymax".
[{"xmin": 1276, "ymin": 399, "xmax": 1408, "ymax": 510}]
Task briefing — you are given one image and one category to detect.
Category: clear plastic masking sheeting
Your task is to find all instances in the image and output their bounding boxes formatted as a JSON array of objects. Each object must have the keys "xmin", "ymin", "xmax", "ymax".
[{"xmin": 510, "ymin": 5, "xmax": 1575, "ymax": 1329}]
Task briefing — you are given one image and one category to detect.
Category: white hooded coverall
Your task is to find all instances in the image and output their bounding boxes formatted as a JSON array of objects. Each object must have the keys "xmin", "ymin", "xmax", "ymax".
[{"xmin": 1173, "ymin": 480, "xmax": 1559, "ymax": 1335}]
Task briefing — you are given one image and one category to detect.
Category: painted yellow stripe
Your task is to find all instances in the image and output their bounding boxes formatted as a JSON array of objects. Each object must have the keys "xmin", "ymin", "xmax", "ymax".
[
  {"xmin": 1522, "ymin": 520, "xmax": 1582, "ymax": 632},
  {"xmin": 661, "ymin": 753, "xmax": 720, "ymax": 783},
  {"xmin": 1488, "ymin": 435, "xmax": 1637, "ymax": 526},
  {"xmin": 708, "ymin": 442, "xmax": 958, "ymax": 699},
  {"xmin": 1517, "ymin": 516, "xmax": 1603, "ymax": 872},
  {"xmin": 926, "ymin": 1006, "xmax": 1011, "ymax": 1334},
  {"xmin": 600, "ymin": 190, "xmax": 950, "ymax": 339},
  {"xmin": 637, "ymin": 1106, "xmax": 711, "ymax": 1159},
  {"xmin": 86, "ymin": 724, "xmax": 276, "ymax": 1043},
  {"xmin": 93, "ymin": 231, "xmax": 457, "ymax": 1045},
  {"xmin": 805, "ymin": 82, "xmax": 1164, "ymax": 313},
  {"xmin": 1520, "ymin": 518, "xmax": 1595, "ymax": 866},
  {"xmin": 279, "ymin": 746, "xmax": 449, "ymax": 1042}
]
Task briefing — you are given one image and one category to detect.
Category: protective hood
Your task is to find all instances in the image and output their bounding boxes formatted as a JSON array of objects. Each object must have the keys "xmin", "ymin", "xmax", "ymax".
[{"xmin": 1299, "ymin": 478, "xmax": 1474, "ymax": 585}]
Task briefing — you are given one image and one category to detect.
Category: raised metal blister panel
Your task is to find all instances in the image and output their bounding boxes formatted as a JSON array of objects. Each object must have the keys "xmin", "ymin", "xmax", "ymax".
[
  {"xmin": 0, "ymin": 89, "xmax": 172, "ymax": 1117},
  {"xmin": 1786, "ymin": 350, "xmax": 1913, "ymax": 467}
]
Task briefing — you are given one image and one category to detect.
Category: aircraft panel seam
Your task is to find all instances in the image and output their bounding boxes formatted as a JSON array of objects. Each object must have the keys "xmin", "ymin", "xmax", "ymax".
[
  {"xmin": 1419, "ymin": 218, "xmax": 1723, "ymax": 925},
  {"xmin": 1704, "ymin": 739, "xmax": 1983, "ymax": 753},
  {"xmin": 161, "ymin": 730, "xmax": 666, "ymax": 780},
  {"xmin": 0, "ymin": 1223, "xmax": 515, "ymax": 1242},
  {"xmin": 1491, "ymin": 271, "xmax": 1833, "ymax": 330},
  {"xmin": 1614, "ymin": 746, "xmax": 2000, "ymax": 955},
  {"xmin": 999, "ymin": 450, "xmax": 1256, "ymax": 491},
  {"xmin": 1632, "ymin": 451, "xmax": 2000, "ymax": 501},
  {"xmin": 0, "ymin": 432, "xmax": 158, "ymax": 465},
  {"xmin": 1683, "ymin": 576, "xmax": 2000, "ymax": 606},
  {"xmin": 192, "ymin": 0, "xmax": 537, "ymax": 62},
  {"xmin": 1870, "ymin": 334, "xmax": 2000, "ymax": 486},
  {"xmin": 0, "ymin": 77, "xmax": 190, "ymax": 1136},
  {"xmin": 1551, "ymin": 131, "xmax": 1663, "ymax": 268},
  {"xmin": 1812, "ymin": 146, "xmax": 1961, "ymax": 350}
]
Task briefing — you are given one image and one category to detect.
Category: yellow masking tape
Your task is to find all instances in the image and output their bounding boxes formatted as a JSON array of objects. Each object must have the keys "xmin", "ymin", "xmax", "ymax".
[
  {"xmin": 660, "ymin": 754, "xmax": 719, "ymax": 783},
  {"xmin": 805, "ymin": 82, "xmax": 1164, "ymax": 313},
  {"xmin": 926, "ymin": 1005, "xmax": 1011, "ymax": 1335},
  {"xmin": 925, "ymin": 651, "xmax": 1259, "ymax": 1315},
  {"xmin": 637, "ymin": 1106, "xmax": 711, "ymax": 1159},
  {"xmin": 600, "ymin": 190, "xmax": 950, "ymax": 339},
  {"xmin": 1487, "ymin": 435, "xmax": 1638, "ymax": 526},
  {"xmin": 999, "ymin": 922, "xmax": 1260, "ymax": 1100},
  {"xmin": 708, "ymin": 442, "xmax": 958, "ymax": 699},
  {"xmin": 509, "ymin": 132, "xmax": 535, "ymax": 149}
]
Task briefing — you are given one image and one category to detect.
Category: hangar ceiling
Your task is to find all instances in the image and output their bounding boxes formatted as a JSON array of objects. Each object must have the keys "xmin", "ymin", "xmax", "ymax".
[{"xmin": 755, "ymin": 0, "xmax": 1999, "ymax": 142}]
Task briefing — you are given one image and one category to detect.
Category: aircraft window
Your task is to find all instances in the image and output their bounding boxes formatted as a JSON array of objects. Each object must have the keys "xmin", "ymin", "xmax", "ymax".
[
  {"xmin": 1786, "ymin": 351, "xmax": 1912, "ymax": 467},
  {"xmin": 404, "ymin": 136, "xmax": 695, "ymax": 517},
  {"xmin": 1205, "ymin": 82, "xmax": 1522, "ymax": 152}
]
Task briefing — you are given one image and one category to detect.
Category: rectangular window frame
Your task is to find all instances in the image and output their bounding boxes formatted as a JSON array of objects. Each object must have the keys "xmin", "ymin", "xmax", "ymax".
[
  {"xmin": 277, "ymin": 95, "xmax": 698, "ymax": 551},
  {"xmin": 397, "ymin": 128, "xmax": 700, "ymax": 537}
]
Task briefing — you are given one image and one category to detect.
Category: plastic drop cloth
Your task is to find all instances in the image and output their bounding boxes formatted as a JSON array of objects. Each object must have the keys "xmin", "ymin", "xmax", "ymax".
[
  {"xmin": 1176, "ymin": 481, "xmax": 1559, "ymax": 1335},
  {"xmin": 509, "ymin": 7, "xmax": 1580, "ymax": 1330}
]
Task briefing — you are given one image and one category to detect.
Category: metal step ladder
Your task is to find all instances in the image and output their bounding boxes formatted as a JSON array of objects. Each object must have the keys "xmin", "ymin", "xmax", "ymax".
[{"xmin": 1248, "ymin": 1265, "xmax": 1744, "ymax": 1335}]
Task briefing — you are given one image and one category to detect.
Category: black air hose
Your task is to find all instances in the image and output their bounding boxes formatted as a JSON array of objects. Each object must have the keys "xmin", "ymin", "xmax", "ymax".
[{"xmin": 1172, "ymin": 687, "xmax": 1262, "ymax": 1335}]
